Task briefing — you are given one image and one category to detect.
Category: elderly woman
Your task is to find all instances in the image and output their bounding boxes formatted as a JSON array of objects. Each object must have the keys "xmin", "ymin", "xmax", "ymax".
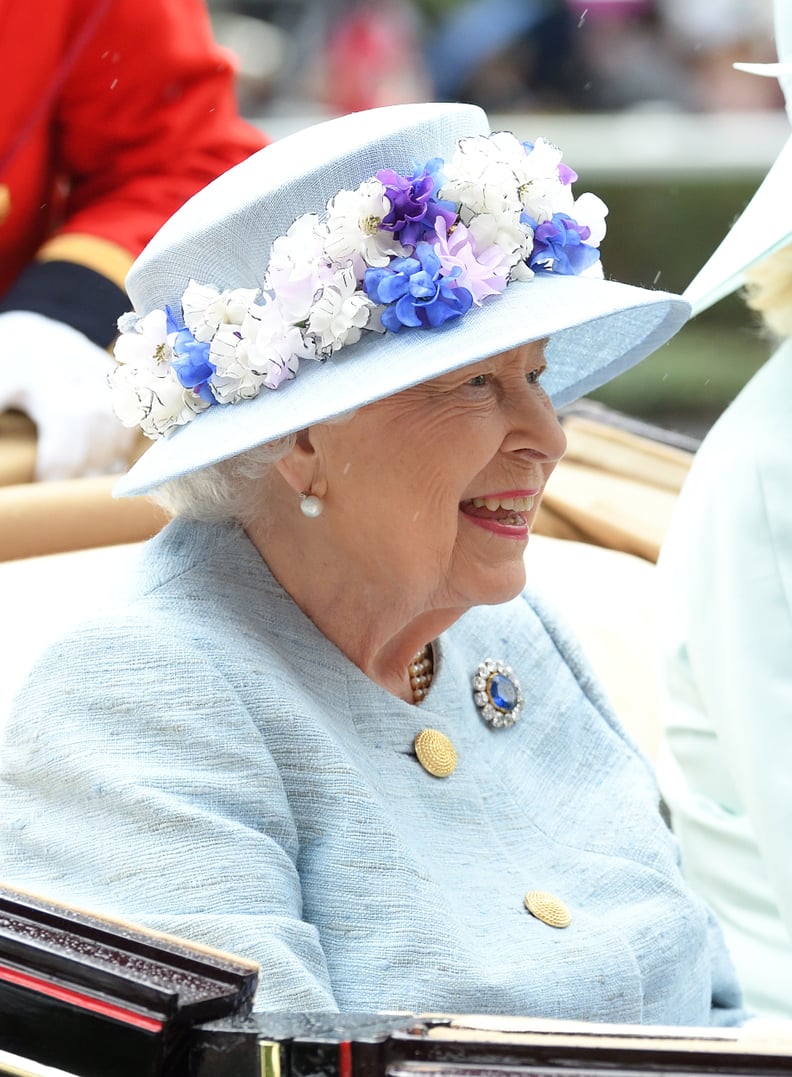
[{"xmin": 0, "ymin": 103, "xmax": 744, "ymax": 1024}]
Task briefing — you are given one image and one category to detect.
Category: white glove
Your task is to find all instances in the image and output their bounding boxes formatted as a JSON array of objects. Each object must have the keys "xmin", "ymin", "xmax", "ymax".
[{"xmin": 0, "ymin": 310, "xmax": 138, "ymax": 480}]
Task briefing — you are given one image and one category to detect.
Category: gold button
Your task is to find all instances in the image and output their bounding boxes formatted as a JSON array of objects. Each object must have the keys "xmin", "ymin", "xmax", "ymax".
[
  {"xmin": 0, "ymin": 185, "xmax": 10, "ymax": 224},
  {"xmin": 414, "ymin": 728, "xmax": 457, "ymax": 778},
  {"xmin": 524, "ymin": 889, "xmax": 571, "ymax": 928}
]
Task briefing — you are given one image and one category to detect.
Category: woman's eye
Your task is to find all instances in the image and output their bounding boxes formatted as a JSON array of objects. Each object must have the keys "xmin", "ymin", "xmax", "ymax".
[
  {"xmin": 527, "ymin": 368, "xmax": 544, "ymax": 384},
  {"xmin": 467, "ymin": 374, "xmax": 488, "ymax": 387}
]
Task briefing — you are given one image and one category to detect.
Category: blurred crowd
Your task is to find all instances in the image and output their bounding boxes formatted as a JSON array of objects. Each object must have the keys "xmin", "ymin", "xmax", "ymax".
[{"xmin": 208, "ymin": 0, "xmax": 781, "ymax": 119}]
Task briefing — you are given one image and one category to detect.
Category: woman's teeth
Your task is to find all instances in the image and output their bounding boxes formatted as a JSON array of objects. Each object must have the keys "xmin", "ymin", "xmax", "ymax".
[{"xmin": 470, "ymin": 495, "xmax": 535, "ymax": 512}]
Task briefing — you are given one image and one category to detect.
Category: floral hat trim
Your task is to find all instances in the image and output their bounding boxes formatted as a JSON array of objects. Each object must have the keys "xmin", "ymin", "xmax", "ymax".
[{"xmin": 111, "ymin": 131, "xmax": 608, "ymax": 440}]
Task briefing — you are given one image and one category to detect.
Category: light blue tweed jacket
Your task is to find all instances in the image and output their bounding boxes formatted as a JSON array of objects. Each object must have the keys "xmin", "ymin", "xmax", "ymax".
[{"xmin": 0, "ymin": 521, "xmax": 744, "ymax": 1023}]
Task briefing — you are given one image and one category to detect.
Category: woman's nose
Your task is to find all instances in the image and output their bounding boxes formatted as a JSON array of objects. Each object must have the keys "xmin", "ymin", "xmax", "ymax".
[{"xmin": 502, "ymin": 385, "xmax": 567, "ymax": 464}]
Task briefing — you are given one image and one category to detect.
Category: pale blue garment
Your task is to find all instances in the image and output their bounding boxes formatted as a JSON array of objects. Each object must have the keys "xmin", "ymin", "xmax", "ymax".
[
  {"xmin": 0, "ymin": 519, "xmax": 744, "ymax": 1022},
  {"xmin": 657, "ymin": 337, "xmax": 792, "ymax": 1020}
]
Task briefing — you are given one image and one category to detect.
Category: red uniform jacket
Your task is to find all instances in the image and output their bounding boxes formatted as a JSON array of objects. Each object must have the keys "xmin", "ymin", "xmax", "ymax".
[{"xmin": 0, "ymin": 0, "xmax": 267, "ymax": 345}]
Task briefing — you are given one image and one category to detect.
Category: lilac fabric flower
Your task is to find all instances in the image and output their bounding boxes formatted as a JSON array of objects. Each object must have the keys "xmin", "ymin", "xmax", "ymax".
[
  {"xmin": 171, "ymin": 326, "xmax": 216, "ymax": 403},
  {"xmin": 430, "ymin": 218, "xmax": 510, "ymax": 304},
  {"xmin": 525, "ymin": 213, "xmax": 600, "ymax": 276},
  {"xmin": 377, "ymin": 160, "xmax": 456, "ymax": 248},
  {"xmin": 365, "ymin": 242, "xmax": 472, "ymax": 331}
]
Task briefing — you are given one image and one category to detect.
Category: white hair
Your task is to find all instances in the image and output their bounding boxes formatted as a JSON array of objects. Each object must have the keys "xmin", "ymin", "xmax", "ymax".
[
  {"xmin": 149, "ymin": 408, "xmax": 360, "ymax": 524},
  {"xmin": 150, "ymin": 433, "xmax": 296, "ymax": 524}
]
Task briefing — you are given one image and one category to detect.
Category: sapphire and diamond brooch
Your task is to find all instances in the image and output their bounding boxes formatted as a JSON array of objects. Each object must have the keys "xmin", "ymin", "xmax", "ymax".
[{"xmin": 472, "ymin": 659, "xmax": 524, "ymax": 729}]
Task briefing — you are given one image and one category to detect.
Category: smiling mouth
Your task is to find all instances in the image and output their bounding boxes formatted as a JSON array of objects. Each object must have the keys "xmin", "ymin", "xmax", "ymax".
[{"xmin": 460, "ymin": 494, "xmax": 535, "ymax": 527}]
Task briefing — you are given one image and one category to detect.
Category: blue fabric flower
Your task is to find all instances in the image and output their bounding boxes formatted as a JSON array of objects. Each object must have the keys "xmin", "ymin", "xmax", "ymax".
[
  {"xmin": 376, "ymin": 160, "xmax": 457, "ymax": 249},
  {"xmin": 164, "ymin": 304, "xmax": 181, "ymax": 334},
  {"xmin": 524, "ymin": 213, "xmax": 600, "ymax": 276},
  {"xmin": 171, "ymin": 326, "xmax": 216, "ymax": 402},
  {"xmin": 365, "ymin": 242, "xmax": 473, "ymax": 331}
]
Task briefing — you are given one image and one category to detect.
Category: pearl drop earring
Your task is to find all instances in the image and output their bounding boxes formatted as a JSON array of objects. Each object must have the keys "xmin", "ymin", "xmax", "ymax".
[{"xmin": 299, "ymin": 492, "xmax": 323, "ymax": 518}]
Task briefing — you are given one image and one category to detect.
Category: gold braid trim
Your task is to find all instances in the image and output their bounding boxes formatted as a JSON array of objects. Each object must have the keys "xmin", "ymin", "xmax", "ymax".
[{"xmin": 36, "ymin": 233, "xmax": 134, "ymax": 291}]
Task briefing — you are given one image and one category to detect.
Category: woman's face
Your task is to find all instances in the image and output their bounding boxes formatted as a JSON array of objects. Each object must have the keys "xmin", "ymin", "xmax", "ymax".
[{"xmin": 307, "ymin": 340, "xmax": 566, "ymax": 615}]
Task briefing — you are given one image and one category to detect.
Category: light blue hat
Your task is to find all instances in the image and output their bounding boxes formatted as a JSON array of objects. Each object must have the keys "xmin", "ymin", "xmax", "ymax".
[
  {"xmin": 684, "ymin": 0, "xmax": 792, "ymax": 315},
  {"xmin": 112, "ymin": 102, "xmax": 689, "ymax": 497}
]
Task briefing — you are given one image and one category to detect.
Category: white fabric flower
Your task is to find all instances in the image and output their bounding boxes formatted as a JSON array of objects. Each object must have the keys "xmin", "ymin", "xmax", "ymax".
[
  {"xmin": 265, "ymin": 214, "xmax": 333, "ymax": 324},
  {"xmin": 109, "ymin": 362, "xmax": 208, "ymax": 439},
  {"xmin": 440, "ymin": 131, "xmax": 531, "ymax": 225},
  {"xmin": 206, "ymin": 323, "xmax": 266, "ymax": 404},
  {"xmin": 182, "ymin": 279, "xmax": 258, "ymax": 342},
  {"xmin": 466, "ymin": 212, "xmax": 533, "ymax": 274},
  {"xmin": 307, "ymin": 266, "xmax": 375, "ymax": 356},
  {"xmin": 116, "ymin": 310, "xmax": 144, "ymax": 335},
  {"xmin": 113, "ymin": 309, "xmax": 172, "ymax": 368},
  {"xmin": 509, "ymin": 260, "xmax": 536, "ymax": 283},
  {"xmin": 111, "ymin": 309, "xmax": 208, "ymax": 437},
  {"xmin": 519, "ymin": 137, "xmax": 574, "ymax": 223},
  {"xmin": 223, "ymin": 297, "xmax": 314, "ymax": 396},
  {"xmin": 325, "ymin": 179, "xmax": 406, "ymax": 270},
  {"xmin": 572, "ymin": 191, "xmax": 608, "ymax": 247}
]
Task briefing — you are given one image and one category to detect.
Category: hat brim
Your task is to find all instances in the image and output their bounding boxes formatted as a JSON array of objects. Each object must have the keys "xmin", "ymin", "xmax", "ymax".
[
  {"xmin": 114, "ymin": 272, "xmax": 688, "ymax": 497},
  {"xmin": 683, "ymin": 131, "xmax": 792, "ymax": 316},
  {"xmin": 733, "ymin": 60, "xmax": 792, "ymax": 78}
]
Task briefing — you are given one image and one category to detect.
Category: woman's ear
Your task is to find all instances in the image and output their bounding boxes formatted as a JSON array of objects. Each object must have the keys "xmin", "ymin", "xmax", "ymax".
[{"xmin": 273, "ymin": 427, "xmax": 326, "ymax": 497}]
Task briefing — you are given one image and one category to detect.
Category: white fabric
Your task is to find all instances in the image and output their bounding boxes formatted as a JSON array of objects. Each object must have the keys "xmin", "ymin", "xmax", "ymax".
[
  {"xmin": 657, "ymin": 338, "xmax": 792, "ymax": 1019},
  {"xmin": 0, "ymin": 312, "xmax": 137, "ymax": 479},
  {"xmin": 528, "ymin": 535, "xmax": 662, "ymax": 761}
]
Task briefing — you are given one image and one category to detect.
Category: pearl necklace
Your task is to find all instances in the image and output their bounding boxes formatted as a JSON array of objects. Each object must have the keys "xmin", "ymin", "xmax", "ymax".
[{"xmin": 408, "ymin": 644, "xmax": 434, "ymax": 704}]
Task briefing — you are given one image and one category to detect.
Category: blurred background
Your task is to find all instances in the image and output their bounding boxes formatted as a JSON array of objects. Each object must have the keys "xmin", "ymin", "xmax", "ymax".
[{"xmin": 207, "ymin": 0, "xmax": 785, "ymax": 439}]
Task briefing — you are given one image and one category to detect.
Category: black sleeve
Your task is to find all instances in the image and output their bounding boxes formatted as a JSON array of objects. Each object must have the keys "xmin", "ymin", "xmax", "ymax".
[{"xmin": 0, "ymin": 261, "xmax": 128, "ymax": 348}]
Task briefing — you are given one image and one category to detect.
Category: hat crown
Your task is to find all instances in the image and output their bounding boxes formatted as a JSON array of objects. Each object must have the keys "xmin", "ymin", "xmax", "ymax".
[{"xmin": 127, "ymin": 103, "xmax": 489, "ymax": 317}]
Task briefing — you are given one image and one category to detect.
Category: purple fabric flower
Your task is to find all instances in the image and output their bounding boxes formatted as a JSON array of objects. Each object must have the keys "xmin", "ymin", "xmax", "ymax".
[
  {"xmin": 364, "ymin": 242, "xmax": 473, "ymax": 331},
  {"xmin": 376, "ymin": 160, "xmax": 457, "ymax": 249},
  {"xmin": 557, "ymin": 162, "xmax": 578, "ymax": 186},
  {"xmin": 171, "ymin": 326, "xmax": 216, "ymax": 402},
  {"xmin": 525, "ymin": 213, "xmax": 600, "ymax": 276}
]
